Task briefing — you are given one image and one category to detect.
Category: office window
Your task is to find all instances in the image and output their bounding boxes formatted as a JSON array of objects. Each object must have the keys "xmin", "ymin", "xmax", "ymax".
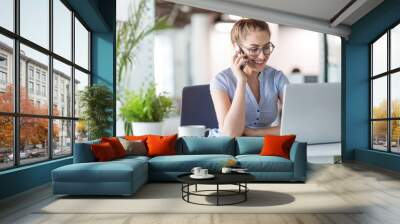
[
  {"xmin": 75, "ymin": 18, "xmax": 89, "ymax": 70},
  {"xmin": 0, "ymin": 116, "xmax": 13, "ymax": 170},
  {"xmin": 53, "ymin": 59, "xmax": 72, "ymax": 116},
  {"xmin": 370, "ymin": 22, "xmax": 400, "ymax": 153},
  {"xmin": 20, "ymin": 0, "xmax": 49, "ymax": 49},
  {"xmin": 19, "ymin": 117, "xmax": 49, "ymax": 165},
  {"xmin": 74, "ymin": 69, "xmax": 89, "ymax": 118},
  {"xmin": 53, "ymin": 0, "xmax": 72, "ymax": 60},
  {"xmin": 0, "ymin": 34, "xmax": 13, "ymax": 113},
  {"xmin": 53, "ymin": 119, "xmax": 72, "ymax": 158},
  {"xmin": 0, "ymin": 0, "xmax": 14, "ymax": 31},
  {"xmin": 0, "ymin": 0, "xmax": 91, "ymax": 170}
]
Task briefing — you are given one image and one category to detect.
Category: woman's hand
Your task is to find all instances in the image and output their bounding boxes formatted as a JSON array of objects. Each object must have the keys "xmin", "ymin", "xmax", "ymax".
[{"xmin": 231, "ymin": 51, "xmax": 248, "ymax": 83}]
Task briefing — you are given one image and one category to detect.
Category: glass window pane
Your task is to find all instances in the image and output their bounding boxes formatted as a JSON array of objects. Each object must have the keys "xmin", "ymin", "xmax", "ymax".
[
  {"xmin": 327, "ymin": 34, "xmax": 341, "ymax": 83},
  {"xmin": 372, "ymin": 121, "xmax": 388, "ymax": 151},
  {"xmin": 20, "ymin": 0, "xmax": 49, "ymax": 49},
  {"xmin": 53, "ymin": 59, "xmax": 72, "ymax": 117},
  {"xmin": 0, "ymin": 0, "xmax": 14, "ymax": 31},
  {"xmin": 53, "ymin": 119, "xmax": 72, "ymax": 158},
  {"xmin": 0, "ymin": 34, "xmax": 14, "ymax": 112},
  {"xmin": 74, "ymin": 69, "xmax": 89, "ymax": 118},
  {"xmin": 372, "ymin": 77, "xmax": 387, "ymax": 119},
  {"xmin": 75, "ymin": 120, "xmax": 88, "ymax": 143},
  {"xmin": 20, "ymin": 117, "xmax": 49, "ymax": 165},
  {"xmin": 0, "ymin": 116, "xmax": 14, "ymax": 170},
  {"xmin": 391, "ymin": 120, "xmax": 400, "ymax": 153},
  {"xmin": 372, "ymin": 33, "xmax": 387, "ymax": 76},
  {"xmin": 20, "ymin": 44, "xmax": 49, "ymax": 115},
  {"xmin": 391, "ymin": 72, "xmax": 400, "ymax": 118},
  {"xmin": 53, "ymin": 0, "xmax": 72, "ymax": 60},
  {"xmin": 391, "ymin": 24, "xmax": 400, "ymax": 70},
  {"xmin": 75, "ymin": 18, "xmax": 89, "ymax": 70}
]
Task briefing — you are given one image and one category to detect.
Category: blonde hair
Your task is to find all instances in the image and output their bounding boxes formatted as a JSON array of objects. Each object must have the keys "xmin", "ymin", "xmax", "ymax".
[{"xmin": 230, "ymin": 19, "xmax": 270, "ymax": 44}]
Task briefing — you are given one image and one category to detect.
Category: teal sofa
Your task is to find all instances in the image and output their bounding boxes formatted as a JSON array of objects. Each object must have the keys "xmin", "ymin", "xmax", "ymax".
[{"xmin": 52, "ymin": 137, "xmax": 307, "ymax": 196}]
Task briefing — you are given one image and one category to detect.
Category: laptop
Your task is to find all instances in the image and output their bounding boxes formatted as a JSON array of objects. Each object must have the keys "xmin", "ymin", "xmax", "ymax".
[{"xmin": 280, "ymin": 83, "xmax": 341, "ymax": 144}]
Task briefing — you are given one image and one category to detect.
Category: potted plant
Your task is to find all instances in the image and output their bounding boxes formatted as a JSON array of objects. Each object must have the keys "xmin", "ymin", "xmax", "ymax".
[
  {"xmin": 79, "ymin": 84, "xmax": 114, "ymax": 140},
  {"xmin": 116, "ymin": 0, "xmax": 170, "ymax": 135},
  {"xmin": 119, "ymin": 82, "xmax": 173, "ymax": 135}
]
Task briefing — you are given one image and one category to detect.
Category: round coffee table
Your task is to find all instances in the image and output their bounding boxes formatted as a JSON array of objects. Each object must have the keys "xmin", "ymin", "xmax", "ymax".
[{"xmin": 177, "ymin": 173, "xmax": 255, "ymax": 206}]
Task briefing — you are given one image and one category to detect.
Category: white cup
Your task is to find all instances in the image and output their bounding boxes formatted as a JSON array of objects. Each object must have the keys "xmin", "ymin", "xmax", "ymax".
[
  {"xmin": 178, "ymin": 125, "xmax": 210, "ymax": 137},
  {"xmin": 221, "ymin": 167, "xmax": 232, "ymax": 174},
  {"xmin": 191, "ymin": 167, "xmax": 202, "ymax": 176},
  {"xmin": 200, "ymin": 169, "xmax": 208, "ymax": 176}
]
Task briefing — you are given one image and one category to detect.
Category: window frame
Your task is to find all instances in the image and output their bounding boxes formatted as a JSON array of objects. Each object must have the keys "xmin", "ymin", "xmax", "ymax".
[
  {"xmin": 370, "ymin": 21, "xmax": 400, "ymax": 154},
  {"xmin": 0, "ymin": 0, "xmax": 92, "ymax": 171}
]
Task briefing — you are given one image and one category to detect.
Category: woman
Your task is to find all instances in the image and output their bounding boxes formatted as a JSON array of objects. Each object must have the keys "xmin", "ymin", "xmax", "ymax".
[{"xmin": 209, "ymin": 19, "xmax": 289, "ymax": 137}]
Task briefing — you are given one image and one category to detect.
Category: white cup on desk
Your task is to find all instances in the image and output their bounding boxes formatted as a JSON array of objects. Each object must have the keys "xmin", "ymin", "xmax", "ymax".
[
  {"xmin": 178, "ymin": 125, "xmax": 210, "ymax": 137},
  {"xmin": 191, "ymin": 167, "xmax": 202, "ymax": 176}
]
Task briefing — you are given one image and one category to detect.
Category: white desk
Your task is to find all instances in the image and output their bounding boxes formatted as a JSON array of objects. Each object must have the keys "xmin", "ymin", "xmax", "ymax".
[{"xmin": 307, "ymin": 143, "xmax": 341, "ymax": 164}]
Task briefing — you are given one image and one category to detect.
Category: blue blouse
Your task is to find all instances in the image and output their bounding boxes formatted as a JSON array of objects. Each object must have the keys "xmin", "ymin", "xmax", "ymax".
[{"xmin": 209, "ymin": 66, "xmax": 289, "ymax": 131}]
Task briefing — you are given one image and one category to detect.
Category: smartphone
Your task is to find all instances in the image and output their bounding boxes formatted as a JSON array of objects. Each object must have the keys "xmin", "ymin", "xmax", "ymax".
[{"xmin": 235, "ymin": 45, "xmax": 248, "ymax": 70}]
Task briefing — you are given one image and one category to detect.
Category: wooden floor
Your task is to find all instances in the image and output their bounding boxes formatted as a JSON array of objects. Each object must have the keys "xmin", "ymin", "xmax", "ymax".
[{"xmin": 1, "ymin": 162, "xmax": 400, "ymax": 224}]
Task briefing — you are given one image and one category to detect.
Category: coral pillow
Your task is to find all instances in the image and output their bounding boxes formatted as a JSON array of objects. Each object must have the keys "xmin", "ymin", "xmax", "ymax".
[
  {"xmin": 91, "ymin": 142, "xmax": 117, "ymax": 161},
  {"xmin": 101, "ymin": 137, "xmax": 126, "ymax": 158},
  {"xmin": 259, "ymin": 135, "xmax": 296, "ymax": 159},
  {"xmin": 146, "ymin": 134, "xmax": 178, "ymax": 157}
]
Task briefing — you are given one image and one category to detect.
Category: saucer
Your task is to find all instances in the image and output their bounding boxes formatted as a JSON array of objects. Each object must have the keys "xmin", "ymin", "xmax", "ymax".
[{"xmin": 190, "ymin": 174, "xmax": 215, "ymax": 179}]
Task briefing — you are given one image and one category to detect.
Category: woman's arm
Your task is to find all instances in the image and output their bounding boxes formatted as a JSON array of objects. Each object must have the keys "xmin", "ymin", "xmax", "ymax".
[
  {"xmin": 211, "ymin": 80, "xmax": 247, "ymax": 137},
  {"xmin": 210, "ymin": 51, "xmax": 249, "ymax": 137},
  {"xmin": 243, "ymin": 126, "xmax": 280, "ymax": 136}
]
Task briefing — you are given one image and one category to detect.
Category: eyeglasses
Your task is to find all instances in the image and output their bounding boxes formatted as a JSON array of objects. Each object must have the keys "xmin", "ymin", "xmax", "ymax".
[{"xmin": 239, "ymin": 42, "xmax": 275, "ymax": 57}]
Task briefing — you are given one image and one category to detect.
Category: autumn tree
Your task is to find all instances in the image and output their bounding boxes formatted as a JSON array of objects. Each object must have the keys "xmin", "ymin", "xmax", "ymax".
[
  {"xmin": 372, "ymin": 99, "xmax": 400, "ymax": 143},
  {"xmin": 0, "ymin": 84, "xmax": 60, "ymax": 151}
]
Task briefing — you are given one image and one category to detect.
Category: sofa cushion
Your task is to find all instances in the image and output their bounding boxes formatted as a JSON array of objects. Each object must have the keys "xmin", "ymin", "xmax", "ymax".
[
  {"xmin": 73, "ymin": 139, "xmax": 101, "ymax": 163},
  {"xmin": 101, "ymin": 137, "xmax": 127, "ymax": 158},
  {"xmin": 260, "ymin": 135, "xmax": 296, "ymax": 159},
  {"xmin": 53, "ymin": 158, "xmax": 147, "ymax": 183},
  {"xmin": 118, "ymin": 138, "xmax": 147, "ymax": 156},
  {"xmin": 91, "ymin": 142, "xmax": 118, "ymax": 161},
  {"xmin": 236, "ymin": 155, "xmax": 293, "ymax": 172},
  {"xmin": 149, "ymin": 154, "xmax": 235, "ymax": 172},
  {"xmin": 236, "ymin": 137, "xmax": 264, "ymax": 155},
  {"xmin": 147, "ymin": 134, "xmax": 178, "ymax": 157},
  {"xmin": 178, "ymin": 137, "xmax": 235, "ymax": 155}
]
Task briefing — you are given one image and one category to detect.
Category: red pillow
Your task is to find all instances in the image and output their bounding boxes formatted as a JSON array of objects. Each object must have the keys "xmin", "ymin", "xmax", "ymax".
[
  {"xmin": 91, "ymin": 142, "xmax": 117, "ymax": 161},
  {"xmin": 259, "ymin": 135, "xmax": 296, "ymax": 159},
  {"xmin": 146, "ymin": 134, "xmax": 177, "ymax": 157},
  {"xmin": 101, "ymin": 137, "xmax": 126, "ymax": 158}
]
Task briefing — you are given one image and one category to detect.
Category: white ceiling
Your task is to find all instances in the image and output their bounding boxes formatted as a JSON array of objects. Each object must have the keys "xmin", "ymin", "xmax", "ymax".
[
  {"xmin": 225, "ymin": 0, "xmax": 352, "ymax": 23},
  {"xmin": 165, "ymin": 0, "xmax": 384, "ymax": 38}
]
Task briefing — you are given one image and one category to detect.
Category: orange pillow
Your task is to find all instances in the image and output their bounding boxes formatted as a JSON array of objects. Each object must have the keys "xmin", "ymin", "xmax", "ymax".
[
  {"xmin": 146, "ymin": 134, "xmax": 177, "ymax": 157},
  {"xmin": 91, "ymin": 142, "xmax": 117, "ymax": 161},
  {"xmin": 124, "ymin": 135, "xmax": 151, "ymax": 141},
  {"xmin": 101, "ymin": 137, "xmax": 126, "ymax": 158},
  {"xmin": 259, "ymin": 135, "xmax": 296, "ymax": 159}
]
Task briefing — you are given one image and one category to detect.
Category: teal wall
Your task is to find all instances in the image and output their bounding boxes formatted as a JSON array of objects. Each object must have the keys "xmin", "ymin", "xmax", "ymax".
[
  {"xmin": 0, "ymin": 0, "xmax": 116, "ymax": 200},
  {"xmin": 343, "ymin": 0, "xmax": 400, "ymax": 171}
]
